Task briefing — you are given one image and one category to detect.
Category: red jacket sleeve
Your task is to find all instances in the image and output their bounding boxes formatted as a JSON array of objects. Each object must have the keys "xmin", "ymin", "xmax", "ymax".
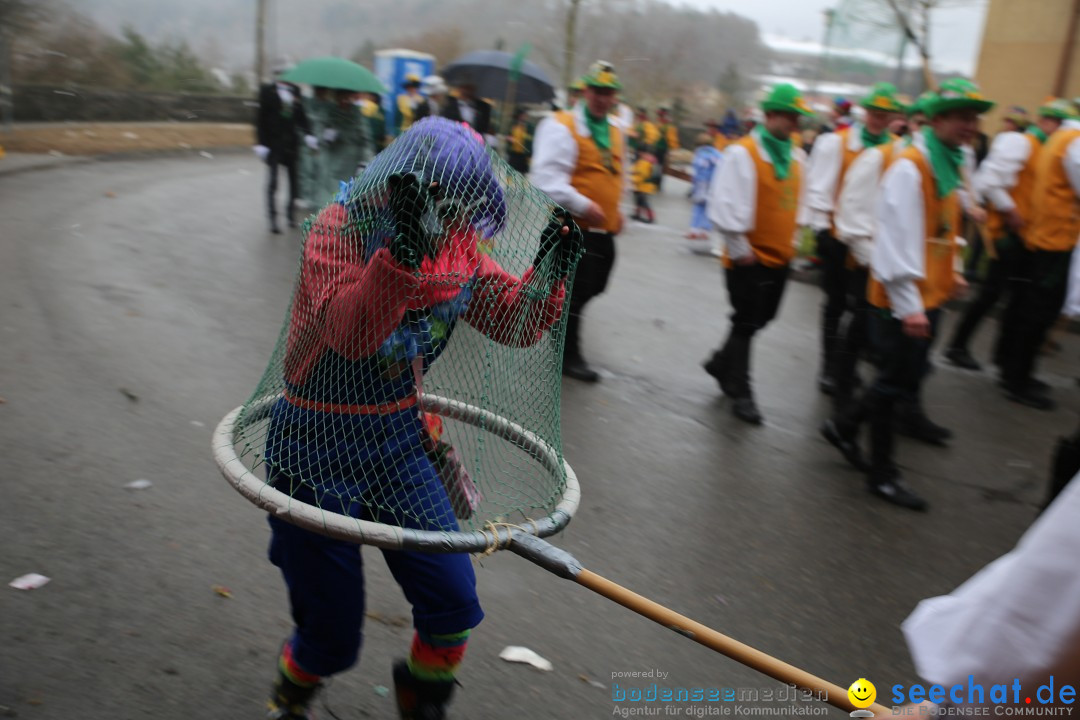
[
  {"xmin": 462, "ymin": 254, "xmax": 566, "ymax": 347},
  {"xmin": 285, "ymin": 205, "xmax": 420, "ymax": 383}
]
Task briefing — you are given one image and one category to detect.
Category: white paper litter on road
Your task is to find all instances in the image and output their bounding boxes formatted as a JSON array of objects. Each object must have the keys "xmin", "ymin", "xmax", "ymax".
[
  {"xmin": 498, "ymin": 646, "xmax": 553, "ymax": 671},
  {"xmin": 125, "ymin": 479, "xmax": 152, "ymax": 490},
  {"xmin": 10, "ymin": 573, "xmax": 50, "ymax": 590}
]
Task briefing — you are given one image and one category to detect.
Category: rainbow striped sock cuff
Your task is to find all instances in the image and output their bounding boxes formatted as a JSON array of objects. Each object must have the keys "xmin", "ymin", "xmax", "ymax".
[
  {"xmin": 407, "ymin": 629, "xmax": 471, "ymax": 682},
  {"xmin": 279, "ymin": 640, "xmax": 320, "ymax": 688}
]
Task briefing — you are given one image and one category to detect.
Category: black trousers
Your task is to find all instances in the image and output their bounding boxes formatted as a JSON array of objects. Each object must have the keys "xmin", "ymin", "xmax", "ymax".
[
  {"xmin": 839, "ymin": 309, "xmax": 941, "ymax": 472},
  {"xmin": 832, "ymin": 265, "xmax": 871, "ymax": 407},
  {"xmin": 817, "ymin": 231, "xmax": 850, "ymax": 377},
  {"xmin": 949, "ymin": 232, "xmax": 1026, "ymax": 354},
  {"xmin": 565, "ymin": 231, "xmax": 617, "ymax": 360},
  {"xmin": 1000, "ymin": 249, "xmax": 1072, "ymax": 389},
  {"xmin": 709, "ymin": 263, "xmax": 790, "ymax": 398},
  {"xmin": 267, "ymin": 150, "xmax": 299, "ymax": 224},
  {"xmin": 508, "ymin": 152, "xmax": 529, "ymax": 174}
]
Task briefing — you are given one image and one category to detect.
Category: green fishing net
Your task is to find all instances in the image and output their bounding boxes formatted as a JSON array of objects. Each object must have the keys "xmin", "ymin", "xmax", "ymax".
[{"xmin": 229, "ymin": 117, "xmax": 583, "ymax": 537}]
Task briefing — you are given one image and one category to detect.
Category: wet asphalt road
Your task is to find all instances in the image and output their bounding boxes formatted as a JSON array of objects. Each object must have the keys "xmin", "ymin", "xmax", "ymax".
[{"xmin": 1, "ymin": 153, "xmax": 1076, "ymax": 719}]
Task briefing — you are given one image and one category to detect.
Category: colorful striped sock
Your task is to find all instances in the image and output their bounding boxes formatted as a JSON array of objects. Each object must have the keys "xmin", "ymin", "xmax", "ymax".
[
  {"xmin": 279, "ymin": 640, "xmax": 320, "ymax": 688},
  {"xmin": 407, "ymin": 629, "xmax": 470, "ymax": 682}
]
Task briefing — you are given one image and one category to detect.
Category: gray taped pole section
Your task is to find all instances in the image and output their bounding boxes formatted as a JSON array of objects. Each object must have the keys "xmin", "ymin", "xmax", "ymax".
[{"xmin": 506, "ymin": 530, "xmax": 583, "ymax": 580}]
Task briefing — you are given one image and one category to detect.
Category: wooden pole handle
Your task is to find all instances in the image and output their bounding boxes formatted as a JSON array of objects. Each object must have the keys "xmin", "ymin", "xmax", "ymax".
[{"xmin": 575, "ymin": 568, "xmax": 893, "ymax": 716}]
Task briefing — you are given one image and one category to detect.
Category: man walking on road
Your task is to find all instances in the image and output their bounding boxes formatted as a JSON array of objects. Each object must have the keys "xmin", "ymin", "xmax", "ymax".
[
  {"xmin": 255, "ymin": 62, "xmax": 316, "ymax": 234},
  {"xmin": 823, "ymin": 79, "xmax": 995, "ymax": 511},
  {"xmin": 703, "ymin": 83, "xmax": 813, "ymax": 424},
  {"xmin": 530, "ymin": 61, "xmax": 626, "ymax": 382}
]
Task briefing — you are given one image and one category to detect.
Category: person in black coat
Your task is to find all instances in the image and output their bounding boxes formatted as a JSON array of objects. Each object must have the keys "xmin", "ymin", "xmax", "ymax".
[
  {"xmin": 255, "ymin": 77, "xmax": 315, "ymax": 233},
  {"xmin": 441, "ymin": 80, "xmax": 494, "ymax": 138}
]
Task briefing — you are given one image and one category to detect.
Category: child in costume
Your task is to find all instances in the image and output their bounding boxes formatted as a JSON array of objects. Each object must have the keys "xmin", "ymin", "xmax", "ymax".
[
  {"xmin": 688, "ymin": 133, "xmax": 723, "ymax": 245},
  {"xmin": 262, "ymin": 117, "xmax": 582, "ymax": 719},
  {"xmin": 631, "ymin": 150, "xmax": 658, "ymax": 223}
]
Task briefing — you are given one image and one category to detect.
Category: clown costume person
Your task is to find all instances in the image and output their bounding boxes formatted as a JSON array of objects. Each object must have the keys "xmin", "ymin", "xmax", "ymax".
[
  {"xmin": 946, "ymin": 98, "xmax": 1077, "ymax": 375},
  {"xmin": 800, "ymin": 82, "xmax": 903, "ymax": 396},
  {"xmin": 823, "ymin": 79, "xmax": 995, "ymax": 511},
  {"xmin": 703, "ymin": 83, "xmax": 813, "ymax": 425},
  {"xmin": 261, "ymin": 117, "xmax": 582, "ymax": 720}
]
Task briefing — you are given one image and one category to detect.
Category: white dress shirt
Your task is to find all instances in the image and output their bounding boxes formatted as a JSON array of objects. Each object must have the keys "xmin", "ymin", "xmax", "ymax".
[
  {"xmin": 973, "ymin": 132, "xmax": 1035, "ymax": 212},
  {"xmin": 798, "ymin": 124, "xmax": 865, "ymax": 230},
  {"xmin": 835, "ymin": 145, "xmax": 890, "ymax": 267}
]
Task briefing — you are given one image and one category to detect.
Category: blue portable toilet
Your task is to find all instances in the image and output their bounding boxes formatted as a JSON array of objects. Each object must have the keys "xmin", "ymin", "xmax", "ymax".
[{"xmin": 374, "ymin": 49, "xmax": 436, "ymax": 137}]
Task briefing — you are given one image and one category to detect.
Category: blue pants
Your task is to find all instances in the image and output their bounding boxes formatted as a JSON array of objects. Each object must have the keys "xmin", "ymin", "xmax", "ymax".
[
  {"xmin": 690, "ymin": 201, "xmax": 710, "ymax": 230},
  {"xmin": 267, "ymin": 473, "xmax": 484, "ymax": 677}
]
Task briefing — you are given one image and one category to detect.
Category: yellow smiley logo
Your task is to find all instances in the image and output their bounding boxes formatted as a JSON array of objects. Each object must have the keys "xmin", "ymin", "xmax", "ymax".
[{"xmin": 848, "ymin": 678, "xmax": 877, "ymax": 709}]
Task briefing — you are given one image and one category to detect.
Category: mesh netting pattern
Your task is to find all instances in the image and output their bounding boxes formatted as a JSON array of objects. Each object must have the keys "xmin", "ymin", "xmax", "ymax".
[{"xmin": 231, "ymin": 117, "xmax": 582, "ymax": 536}]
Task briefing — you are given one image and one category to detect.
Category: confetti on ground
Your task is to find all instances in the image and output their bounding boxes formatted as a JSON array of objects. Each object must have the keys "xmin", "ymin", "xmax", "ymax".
[
  {"xmin": 212, "ymin": 585, "xmax": 232, "ymax": 598},
  {"xmin": 125, "ymin": 479, "xmax": 152, "ymax": 490},
  {"xmin": 190, "ymin": 420, "xmax": 205, "ymax": 427},
  {"xmin": 0, "ymin": 396, "xmax": 6, "ymax": 404},
  {"xmin": 10, "ymin": 573, "xmax": 50, "ymax": 590},
  {"xmin": 199, "ymin": 151, "xmax": 214, "ymax": 159},
  {"xmin": 104, "ymin": 191, "xmax": 116, "ymax": 198},
  {"xmin": 373, "ymin": 685, "xmax": 389, "ymax": 697},
  {"xmin": 499, "ymin": 646, "xmax": 553, "ymax": 671},
  {"xmin": 123, "ymin": 132, "xmax": 139, "ymax": 139},
  {"xmin": 579, "ymin": 675, "xmax": 606, "ymax": 690},
  {"xmin": 118, "ymin": 387, "xmax": 139, "ymax": 402}
]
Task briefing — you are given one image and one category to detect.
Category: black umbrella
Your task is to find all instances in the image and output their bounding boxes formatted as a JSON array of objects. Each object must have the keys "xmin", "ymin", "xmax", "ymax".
[{"xmin": 441, "ymin": 50, "xmax": 556, "ymax": 105}]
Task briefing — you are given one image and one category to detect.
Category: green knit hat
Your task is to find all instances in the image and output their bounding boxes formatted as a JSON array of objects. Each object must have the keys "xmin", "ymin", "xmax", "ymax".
[
  {"xmin": 581, "ymin": 60, "xmax": 622, "ymax": 90},
  {"xmin": 1039, "ymin": 97, "xmax": 1078, "ymax": 120},
  {"xmin": 760, "ymin": 83, "xmax": 815, "ymax": 117},
  {"xmin": 926, "ymin": 78, "xmax": 995, "ymax": 117},
  {"xmin": 860, "ymin": 82, "xmax": 903, "ymax": 112}
]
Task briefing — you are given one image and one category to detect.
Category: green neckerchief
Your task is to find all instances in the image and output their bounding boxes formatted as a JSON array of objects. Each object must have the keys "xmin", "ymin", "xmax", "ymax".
[
  {"xmin": 860, "ymin": 125, "xmax": 890, "ymax": 148},
  {"xmin": 1027, "ymin": 126, "xmax": 1048, "ymax": 145},
  {"xmin": 582, "ymin": 105, "xmax": 611, "ymax": 150},
  {"xmin": 758, "ymin": 126, "xmax": 793, "ymax": 180},
  {"xmin": 921, "ymin": 126, "xmax": 963, "ymax": 198}
]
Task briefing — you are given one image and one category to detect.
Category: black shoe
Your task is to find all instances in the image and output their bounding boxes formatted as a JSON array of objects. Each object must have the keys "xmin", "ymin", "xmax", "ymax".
[
  {"xmin": 868, "ymin": 467, "xmax": 928, "ymax": 511},
  {"xmin": 703, "ymin": 354, "xmax": 732, "ymax": 396},
  {"xmin": 998, "ymin": 377, "xmax": 1050, "ymax": 393},
  {"xmin": 897, "ymin": 412, "xmax": 952, "ymax": 446},
  {"xmin": 732, "ymin": 397, "xmax": 763, "ymax": 425},
  {"xmin": 1003, "ymin": 384, "xmax": 1056, "ymax": 410},
  {"xmin": 821, "ymin": 419, "xmax": 868, "ymax": 471},
  {"xmin": 818, "ymin": 373, "xmax": 838, "ymax": 396},
  {"xmin": 270, "ymin": 221, "xmax": 282, "ymax": 235},
  {"xmin": 393, "ymin": 660, "xmax": 455, "ymax": 720},
  {"xmin": 563, "ymin": 357, "xmax": 600, "ymax": 383},
  {"xmin": 944, "ymin": 346, "xmax": 981, "ymax": 371}
]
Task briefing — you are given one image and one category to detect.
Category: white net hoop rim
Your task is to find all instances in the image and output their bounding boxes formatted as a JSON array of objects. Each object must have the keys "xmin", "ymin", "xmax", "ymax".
[{"xmin": 212, "ymin": 395, "xmax": 580, "ymax": 552}]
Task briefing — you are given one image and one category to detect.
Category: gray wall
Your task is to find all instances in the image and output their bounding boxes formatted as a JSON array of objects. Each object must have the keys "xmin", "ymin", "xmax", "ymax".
[{"xmin": 13, "ymin": 85, "xmax": 257, "ymax": 123}]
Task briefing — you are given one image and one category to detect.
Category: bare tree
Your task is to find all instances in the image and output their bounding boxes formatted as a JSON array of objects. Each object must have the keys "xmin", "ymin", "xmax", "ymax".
[{"xmin": 563, "ymin": 0, "xmax": 584, "ymax": 90}]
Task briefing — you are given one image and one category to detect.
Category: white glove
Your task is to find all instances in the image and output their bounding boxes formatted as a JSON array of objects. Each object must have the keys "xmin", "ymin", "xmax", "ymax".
[
  {"xmin": 322, "ymin": 128, "xmax": 339, "ymax": 143},
  {"xmin": 304, "ymin": 134, "xmax": 319, "ymax": 151},
  {"xmin": 253, "ymin": 145, "xmax": 270, "ymax": 161}
]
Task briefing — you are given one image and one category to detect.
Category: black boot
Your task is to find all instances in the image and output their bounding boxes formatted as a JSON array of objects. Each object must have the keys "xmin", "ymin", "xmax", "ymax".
[
  {"xmin": 393, "ymin": 660, "xmax": 455, "ymax": 720},
  {"xmin": 270, "ymin": 216, "xmax": 282, "ymax": 235},
  {"xmin": 267, "ymin": 667, "xmax": 318, "ymax": 719},
  {"xmin": 896, "ymin": 399, "xmax": 953, "ymax": 445},
  {"xmin": 818, "ymin": 315, "xmax": 841, "ymax": 395},
  {"xmin": 703, "ymin": 342, "xmax": 733, "ymax": 396},
  {"xmin": 944, "ymin": 346, "xmax": 981, "ymax": 370},
  {"xmin": 724, "ymin": 334, "xmax": 763, "ymax": 425},
  {"xmin": 821, "ymin": 417, "xmax": 868, "ymax": 471},
  {"xmin": 562, "ymin": 313, "xmax": 599, "ymax": 383},
  {"xmin": 867, "ymin": 465, "xmax": 928, "ymax": 511}
]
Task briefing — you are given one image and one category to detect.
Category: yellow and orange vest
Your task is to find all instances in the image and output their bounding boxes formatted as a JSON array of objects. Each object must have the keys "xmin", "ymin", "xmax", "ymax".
[
  {"xmin": 867, "ymin": 146, "xmax": 960, "ymax": 311},
  {"xmin": 1027, "ymin": 128, "xmax": 1080, "ymax": 253},
  {"xmin": 722, "ymin": 135, "xmax": 801, "ymax": 269},
  {"xmin": 986, "ymin": 132, "xmax": 1042, "ymax": 240},
  {"xmin": 554, "ymin": 111, "xmax": 624, "ymax": 235}
]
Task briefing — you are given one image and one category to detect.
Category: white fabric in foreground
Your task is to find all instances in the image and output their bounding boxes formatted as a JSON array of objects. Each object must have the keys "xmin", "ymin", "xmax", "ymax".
[{"xmin": 902, "ymin": 473, "xmax": 1080, "ymax": 688}]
